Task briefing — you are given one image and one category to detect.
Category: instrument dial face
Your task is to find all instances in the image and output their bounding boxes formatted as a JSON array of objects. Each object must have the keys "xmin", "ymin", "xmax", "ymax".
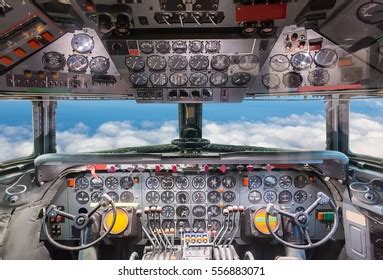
[
  {"xmin": 211, "ymin": 55, "xmax": 231, "ymax": 71},
  {"xmin": 192, "ymin": 191, "xmax": 206, "ymax": 203},
  {"xmin": 146, "ymin": 191, "xmax": 160, "ymax": 204},
  {"xmin": 149, "ymin": 73, "xmax": 168, "ymax": 86},
  {"xmin": 169, "ymin": 72, "xmax": 188, "ymax": 86},
  {"xmin": 263, "ymin": 190, "xmax": 277, "ymax": 203},
  {"xmin": 278, "ymin": 190, "xmax": 292, "ymax": 204},
  {"xmin": 205, "ymin": 41, "xmax": 220, "ymax": 53},
  {"xmin": 146, "ymin": 176, "xmax": 160, "ymax": 189},
  {"xmin": 139, "ymin": 41, "xmax": 154, "ymax": 54},
  {"xmin": 210, "ymin": 72, "xmax": 228, "ymax": 86},
  {"xmin": 147, "ymin": 55, "xmax": 167, "ymax": 71},
  {"xmin": 294, "ymin": 175, "xmax": 308, "ymax": 189},
  {"xmin": 189, "ymin": 40, "xmax": 203, "ymax": 53},
  {"xmin": 125, "ymin": 56, "xmax": 145, "ymax": 71},
  {"xmin": 129, "ymin": 72, "xmax": 148, "ymax": 86},
  {"xmin": 249, "ymin": 176, "xmax": 262, "ymax": 189},
  {"xmin": 207, "ymin": 176, "xmax": 221, "ymax": 189},
  {"xmin": 314, "ymin": 49, "xmax": 338, "ymax": 68},
  {"xmin": 291, "ymin": 52, "xmax": 312, "ymax": 70},
  {"xmin": 168, "ymin": 55, "xmax": 188, "ymax": 70},
  {"xmin": 222, "ymin": 191, "xmax": 236, "ymax": 203},
  {"xmin": 192, "ymin": 205, "xmax": 206, "ymax": 218},
  {"xmin": 207, "ymin": 205, "xmax": 221, "ymax": 217},
  {"xmin": 222, "ymin": 176, "xmax": 236, "ymax": 188},
  {"xmin": 42, "ymin": 52, "xmax": 66, "ymax": 71},
  {"xmin": 231, "ymin": 72, "xmax": 251, "ymax": 86},
  {"xmin": 105, "ymin": 176, "xmax": 118, "ymax": 190},
  {"xmin": 161, "ymin": 191, "xmax": 175, "ymax": 203},
  {"xmin": 161, "ymin": 176, "xmax": 174, "ymax": 189},
  {"xmin": 248, "ymin": 190, "xmax": 262, "ymax": 204},
  {"xmin": 172, "ymin": 41, "xmax": 187, "ymax": 54},
  {"xmin": 120, "ymin": 191, "xmax": 134, "ymax": 203},
  {"xmin": 207, "ymin": 191, "xmax": 221, "ymax": 203},
  {"xmin": 176, "ymin": 191, "xmax": 190, "ymax": 203},
  {"xmin": 162, "ymin": 206, "xmax": 175, "ymax": 218},
  {"xmin": 262, "ymin": 73, "xmax": 280, "ymax": 89},
  {"xmin": 162, "ymin": 220, "xmax": 175, "ymax": 229},
  {"xmin": 357, "ymin": 3, "xmax": 383, "ymax": 24},
  {"xmin": 193, "ymin": 220, "xmax": 206, "ymax": 230},
  {"xmin": 282, "ymin": 72, "xmax": 303, "ymax": 88},
  {"xmin": 308, "ymin": 69, "xmax": 330, "ymax": 86},
  {"xmin": 211, "ymin": 220, "xmax": 221, "ymax": 231},
  {"xmin": 239, "ymin": 54, "xmax": 259, "ymax": 70},
  {"xmin": 192, "ymin": 176, "xmax": 206, "ymax": 189},
  {"xmin": 71, "ymin": 33, "xmax": 94, "ymax": 53},
  {"xmin": 90, "ymin": 177, "xmax": 103, "ymax": 189},
  {"xmin": 189, "ymin": 55, "xmax": 209, "ymax": 71},
  {"xmin": 293, "ymin": 190, "xmax": 308, "ymax": 203},
  {"xmin": 176, "ymin": 205, "xmax": 190, "ymax": 218},
  {"xmin": 190, "ymin": 72, "xmax": 208, "ymax": 86},
  {"xmin": 264, "ymin": 175, "xmax": 277, "ymax": 188},
  {"xmin": 155, "ymin": 41, "xmax": 171, "ymax": 54},
  {"xmin": 106, "ymin": 191, "xmax": 119, "ymax": 203},
  {"xmin": 279, "ymin": 175, "xmax": 293, "ymax": 189},
  {"xmin": 269, "ymin": 54, "xmax": 290, "ymax": 72},
  {"xmin": 75, "ymin": 176, "xmax": 89, "ymax": 189},
  {"xmin": 90, "ymin": 191, "xmax": 103, "ymax": 203},
  {"xmin": 75, "ymin": 191, "xmax": 89, "ymax": 204},
  {"xmin": 120, "ymin": 176, "xmax": 134, "ymax": 189},
  {"xmin": 67, "ymin": 55, "xmax": 88, "ymax": 72},
  {"xmin": 176, "ymin": 176, "xmax": 189, "ymax": 189},
  {"xmin": 176, "ymin": 220, "xmax": 190, "ymax": 230},
  {"xmin": 90, "ymin": 56, "xmax": 110, "ymax": 73}
]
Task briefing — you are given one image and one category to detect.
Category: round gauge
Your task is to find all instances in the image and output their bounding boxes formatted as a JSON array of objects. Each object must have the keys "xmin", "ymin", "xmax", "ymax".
[
  {"xmin": 207, "ymin": 191, "xmax": 221, "ymax": 203},
  {"xmin": 205, "ymin": 41, "xmax": 220, "ymax": 53},
  {"xmin": 211, "ymin": 55, "xmax": 231, "ymax": 71},
  {"xmin": 90, "ymin": 191, "xmax": 103, "ymax": 203},
  {"xmin": 192, "ymin": 191, "xmax": 206, "ymax": 203},
  {"xmin": 263, "ymin": 190, "xmax": 277, "ymax": 203},
  {"xmin": 105, "ymin": 176, "xmax": 118, "ymax": 190},
  {"xmin": 106, "ymin": 191, "xmax": 119, "ymax": 203},
  {"xmin": 176, "ymin": 220, "xmax": 190, "ymax": 230},
  {"xmin": 71, "ymin": 33, "xmax": 94, "ymax": 53},
  {"xmin": 189, "ymin": 41, "xmax": 203, "ymax": 53},
  {"xmin": 168, "ymin": 55, "xmax": 188, "ymax": 70},
  {"xmin": 262, "ymin": 73, "xmax": 280, "ymax": 89},
  {"xmin": 293, "ymin": 190, "xmax": 308, "ymax": 203},
  {"xmin": 248, "ymin": 190, "xmax": 262, "ymax": 204},
  {"xmin": 120, "ymin": 176, "xmax": 134, "ymax": 189},
  {"xmin": 207, "ymin": 176, "xmax": 221, "ymax": 189},
  {"xmin": 222, "ymin": 191, "xmax": 236, "ymax": 203},
  {"xmin": 190, "ymin": 72, "xmax": 208, "ymax": 86},
  {"xmin": 296, "ymin": 206, "xmax": 305, "ymax": 213},
  {"xmin": 193, "ymin": 220, "xmax": 206, "ymax": 230},
  {"xmin": 239, "ymin": 54, "xmax": 259, "ymax": 70},
  {"xmin": 146, "ymin": 191, "xmax": 160, "ymax": 204},
  {"xmin": 192, "ymin": 205, "xmax": 206, "ymax": 218},
  {"xmin": 169, "ymin": 72, "xmax": 188, "ymax": 86},
  {"xmin": 172, "ymin": 41, "xmax": 187, "ymax": 54},
  {"xmin": 90, "ymin": 177, "xmax": 103, "ymax": 189},
  {"xmin": 192, "ymin": 176, "xmax": 206, "ymax": 189},
  {"xmin": 125, "ymin": 56, "xmax": 145, "ymax": 71},
  {"xmin": 314, "ymin": 49, "xmax": 338, "ymax": 68},
  {"xmin": 176, "ymin": 191, "xmax": 190, "ymax": 204},
  {"xmin": 176, "ymin": 205, "xmax": 190, "ymax": 218},
  {"xmin": 161, "ymin": 176, "xmax": 174, "ymax": 189},
  {"xmin": 282, "ymin": 72, "xmax": 303, "ymax": 88},
  {"xmin": 264, "ymin": 175, "xmax": 277, "ymax": 188},
  {"xmin": 146, "ymin": 176, "xmax": 160, "ymax": 189},
  {"xmin": 249, "ymin": 176, "xmax": 262, "ymax": 189},
  {"xmin": 42, "ymin": 51, "xmax": 66, "ymax": 71},
  {"xmin": 231, "ymin": 72, "xmax": 251, "ymax": 86},
  {"xmin": 162, "ymin": 220, "xmax": 175, "ymax": 229},
  {"xmin": 269, "ymin": 54, "xmax": 290, "ymax": 72},
  {"xmin": 210, "ymin": 72, "xmax": 228, "ymax": 86},
  {"xmin": 279, "ymin": 175, "xmax": 292, "ymax": 189},
  {"xmin": 75, "ymin": 191, "xmax": 89, "ymax": 204},
  {"xmin": 207, "ymin": 205, "xmax": 221, "ymax": 217},
  {"xmin": 308, "ymin": 69, "xmax": 330, "ymax": 86},
  {"xmin": 155, "ymin": 41, "xmax": 171, "ymax": 54},
  {"xmin": 222, "ymin": 176, "xmax": 236, "ymax": 189},
  {"xmin": 189, "ymin": 55, "xmax": 209, "ymax": 71},
  {"xmin": 75, "ymin": 176, "xmax": 89, "ymax": 189},
  {"xmin": 139, "ymin": 41, "xmax": 154, "ymax": 54},
  {"xmin": 90, "ymin": 56, "xmax": 110, "ymax": 73},
  {"xmin": 176, "ymin": 176, "xmax": 189, "ymax": 189},
  {"xmin": 161, "ymin": 191, "xmax": 175, "ymax": 203},
  {"xmin": 67, "ymin": 55, "xmax": 88, "ymax": 72},
  {"xmin": 120, "ymin": 191, "xmax": 134, "ymax": 203},
  {"xmin": 294, "ymin": 175, "xmax": 308, "ymax": 189},
  {"xmin": 150, "ymin": 73, "xmax": 168, "ymax": 86},
  {"xmin": 211, "ymin": 220, "xmax": 221, "ymax": 231},
  {"xmin": 162, "ymin": 206, "xmax": 175, "ymax": 218},
  {"xmin": 291, "ymin": 52, "xmax": 312, "ymax": 70},
  {"xmin": 357, "ymin": 3, "xmax": 383, "ymax": 24},
  {"xmin": 147, "ymin": 55, "xmax": 167, "ymax": 71},
  {"xmin": 129, "ymin": 72, "xmax": 148, "ymax": 86},
  {"xmin": 278, "ymin": 190, "xmax": 292, "ymax": 204}
]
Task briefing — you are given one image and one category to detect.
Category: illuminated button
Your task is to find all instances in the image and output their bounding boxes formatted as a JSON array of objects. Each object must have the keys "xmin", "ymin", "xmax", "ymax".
[
  {"xmin": 13, "ymin": 48, "xmax": 27, "ymax": 58},
  {"xmin": 103, "ymin": 208, "xmax": 129, "ymax": 235},
  {"xmin": 0, "ymin": 56, "xmax": 13, "ymax": 65},
  {"xmin": 41, "ymin": 31, "xmax": 54, "ymax": 42},
  {"xmin": 27, "ymin": 39, "xmax": 41, "ymax": 49},
  {"xmin": 316, "ymin": 211, "xmax": 334, "ymax": 221},
  {"xmin": 253, "ymin": 208, "xmax": 279, "ymax": 235},
  {"xmin": 242, "ymin": 176, "xmax": 249, "ymax": 187},
  {"xmin": 24, "ymin": 70, "xmax": 33, "ymax": 78}
]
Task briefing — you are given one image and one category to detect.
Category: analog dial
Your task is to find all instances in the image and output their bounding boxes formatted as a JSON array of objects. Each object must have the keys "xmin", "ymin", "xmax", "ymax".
[
  {"xmin": 162, "ymin": 220, "xmax": 175, "ymax": 229},
  {"xmin": 207, "ymin": 176, "xmax": 221, "ymax": 189},
  {"xmin": 211, "ymin": 220, "xmax": 221, "ymax": 231},
  {"xmin": 90, "ymin": 191, "xmax": 103, "ymax": 203},
  {"xmin": 314, "ymin": 49, "xmax": 338, "ymax": 68},
  {"xmin": 172, "ymin": 41, "xmax": 187, "ymax": 54},
  {"xmin": 207, "ymin": 191, "xmax": 221, "ymax": 203},
  {"xmin": 207, "ymin": 205, "xmax": 221, "ymax": 217},
  {"xmin": 222, "ymin": 191, "xmax": 236, "ymax": 203},
  {"xmin": 231, "ymin": 72, "xmax": 251, "ymax": 86},
  {"xmin": 147, "ymin": 55, "xmax": 167, "ymax": 71},
  {"xmin": 249, "ymin": 176, "xmax": 262, "ymax": 189},
  {"xmin": 67, "ymin": 55, "xmax": 88, "ymax": 72},
  {"xmin": 161, "ymin": 191, "xmax": 175, "ymax": 203},
  {"xmin": 279, "ymin": 175, "xmax": 292, "ymax": 189},
  {"xmin": 205, "ymin": 41, "xmax": 220, "ymax": 53},
  {"xmin": 222, "ymin": 176, "xmax": 236, "ymax": 188},
  {"xmin": 210, "ymin": 72, "xmax": 228, "ymax": 86},
  {"xmin": 120, "ymin": 191, "xmax": 134, "ymax": 203},
  {"xmin": 193, "ymin": 220, "xmax": 206, "ymax": 230},
  {"xmin": 308, "ymin": 69, "xmax": 330, "ymax": 86},
  {"xmin": 192, "ymin": 206, "xmax": 206, "ymax": 218},
  {"xmin": 106, "ymin": 191, "xmax": 119, "ymax": 203},
  {"xmin": 269, "ymin": 54, "xmax": 290, "ymax": 72},
  {"xmin": 149, "ymin": 73, "xmax": 167, "ymax": 86},
  {"xmin": 239, "ymin": 54, "xmax": 259, "ymax": 70},
  {"xmin": 71, "ymin": 33, "xmax": 94, "ymax": 53},
  {"xmin": 146, "ymin": 191, "xmax": 160, "ymax": 204},
  {"xmin": 90, "ymin": 56, "xmax": 110, "ymax": 73},
  {"xmin": 176, "ymin": 191, "xmax": 190, "ymax": 204},
  {"xmin": 192, "ymin": 176, "xmax": 206, "ymax": 189},
  {"xmin": 162, "ymin": 206, "xmax": 175, "ymax": 218},
  {"xmin": 262, "ymin": 73, "xmax": 280, "ymax": 89},
  {"xmin": 190, "ymin": 72, "xmax": 208, "ymax": 86},
  {"xmin": 294, "ymin": 175, "xmax": 308, "ymax": 189},
  {"xmin": 189, "ymin": 55, "xmax": 209, "ymax": 71},
  {"xmin": 278, "ymin": 190, "xmax": 292, "ymax": 204},
  {"xmin": 293, "ymin": 190, "xmax": 308, "ymax": 203},
  {"xmin": 189, "ymin": 41, "xmax": 203, "ymax": 53},
  {"xmin": 176, "ymin": 206, "xmax": 190, "ymax": 218},
  {"xmin": 282, "ymin": 72, "xmax": 303, "ymax": 88},
  {"xmin": 169, "ymin": 72, "xmax": 188, "ymax": 86},
  {"xmin": 105, "ymin": 176, "xmax": 118, "ymax": 190},
  {"xmin": 161, "ymin": 176, "xmax": 174, "ymax": 189},
  {"xmin": 90, "ymin": 177, "xmax": 103, "ymax": 189},
  {"xmin": 264, "ymin": 175, "xmax": 277, "ymax": 188},
  {"xmin": 263, "ymin": 190, "xmax": 277, "ymax": 203},
  {"xmin": 192, "ymin": 191, "xmax": 206, "ymax": 203},
  {"xmin": 176, "ymin": 176, "xmax": 189, "ymax": 189},
  {"xmin": 125, "ymin": 56, "xmax": 145, "ymax": 71},
  {"xmin": 146, "ymin": 176, "xmax": 160, "ymax": 189},
  {"xmin": 248, "ymin": 190, "xmax": 262, "ymax": 204},
  {"xmin": 168, "ymin": 55, "xmax": 188, "ymax": 70},
  {"xmin": 155, "ymin": 41, "xmax": 171, "ymax": 54},
  {"xmin": 42, "ymin": 52, "xmax": 66, "ymax": 71},
  {"xmin": 291, "ymin": 52, "xmax": 312, "ymax": 70},
  {"xmin": 129, "ymin": 72, "xmax": 148, "ymax": 86},
  {"xmin": 176, "ymin": 220, "xmax": 190, "ymax": 230},
  {"xmin": 211, "ymin": 55, "xmax": 231, "ymax": 71},
  {"xmin": 139, "ymin": 41, "xmax": 154, "ymax": 54},
  {"xmin": 75, "ymin": 176, "xmax": 89, "ymax": 189},
  {"xmin": 75, "ymin": 191, "xmax": 89, "ymax": 204}
]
